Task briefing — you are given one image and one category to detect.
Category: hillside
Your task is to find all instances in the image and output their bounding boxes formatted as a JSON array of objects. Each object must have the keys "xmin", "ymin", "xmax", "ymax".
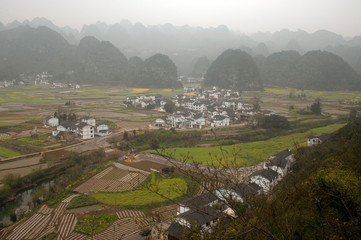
[
  {"xmin": 0, "ymin": 26, "xmax": 180, "ymax": 88},
  {"xmin": 0, "ymin": 25, "xmax": 76, "ymax": 80},
  {"xmin": 128, "ymin": 53, "xmax": 181, "ymax": 88},
  {"xmin": 204, "ymin": 49, "xmax": 262, "ymax": 90},
  {"xmin": 259, "ymin": 50, "xmax": 361, "ymax": 90},
  {"xmin": 194, "ymin": 120, "xmax": 361, "ymax": 239}
]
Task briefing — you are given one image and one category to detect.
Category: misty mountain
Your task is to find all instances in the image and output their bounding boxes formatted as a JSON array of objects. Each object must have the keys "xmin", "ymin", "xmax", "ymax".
[
  {"xmin": 75, "ymin": 36, "xmax": 128, "ymax": 83},
  {"xmin": 204, "ymin": 49, "xmax": 262, "ymax": 90},
  {"xmin": 0, "ymin": 25, "xmax": 76, "ymax": 80},
  {"xmin": 0, "ymin": 26, "xmax": 180, "ymax": 88},
  {"xmin": 355, "ymin": 57, "xmax": 361, "ymax": 75},
  {"xmin": 259, "ymin": 50, "xmax": 361, "ymax": 90},
  {"xmin": 3, "ymin": 18, "xmax": 361, "ymax": 76},
  {"xmin": 128, "ymin": 54, "xmax": 180, "ymax": 88},
  {"xmin": 190, "ymin": 56, "xmax": 211, "ymax": 78}
]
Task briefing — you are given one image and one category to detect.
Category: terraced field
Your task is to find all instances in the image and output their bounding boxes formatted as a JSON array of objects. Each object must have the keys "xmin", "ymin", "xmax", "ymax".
[{"xmin": 74, "ymin": 165, "xmax": 149, "ymax": 194}]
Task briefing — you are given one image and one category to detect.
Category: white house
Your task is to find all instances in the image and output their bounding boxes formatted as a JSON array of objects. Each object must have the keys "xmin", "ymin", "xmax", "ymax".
[
  {"xmin": 154, "ymin": 117, "xmax": 168, "ymax": 127},
  {"xmin": 96, "ymin": 122, "xmax": 112, "ymax": 136},
  {"xmin": 174, "ymin": 193, "xmax": 220, "ymax": 233},
  {"xmin": 81, "ymin": 116, "xmax": 96, "ymax": 127},
  {"xmin": 76, "ymin": 122, "xmax": 94, "ymax": 139},
  {"xmin": 249, "ymin": 169, "xmax": 280, "ymax": 193},
  {"xmin": 211, "ymin": 115, "xmax": 230, "ymax": 127},
  {"xmin": 264, "ymin": 149, "xmax": 295, "ymax": 176},
  {"xmin": 307, "ymin": 133, "xmax": 330, "ymax": 146},
  {"xmin": 215, "ymin": 182, "xmax": 261, "ymax": 204},
  {"xmin": 44, "ymin": 116, "xmax": 59, "ymax": 127}
]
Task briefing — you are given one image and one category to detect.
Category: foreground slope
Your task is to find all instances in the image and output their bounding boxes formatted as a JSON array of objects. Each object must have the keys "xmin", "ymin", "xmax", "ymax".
[{"xmin": 193, "ymin": 120, "xmax": 361, "ymax": 239}]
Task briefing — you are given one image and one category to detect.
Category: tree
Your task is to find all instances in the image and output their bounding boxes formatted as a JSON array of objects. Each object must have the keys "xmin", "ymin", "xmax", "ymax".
[
  {"xmin": 349, "ymin": 109, "xmax": 358, "ymax": 122},
  {"xmin": 252, "ymin": 97, "xmax": 261, "ymax": 111},
  {"xmin": 164, "ymin": 101, "xmax": 176, "ymax": 113},
  {"xmin": 262, "ymin": 115, "xmax": 290, "ymax": 129},
  {"xmin": 123, "ymin": 131, "xmax": 129, "ymax": 141},
  {"xmin": 310, "ymin": 98, "xmax": 321, "ymax": 115}
]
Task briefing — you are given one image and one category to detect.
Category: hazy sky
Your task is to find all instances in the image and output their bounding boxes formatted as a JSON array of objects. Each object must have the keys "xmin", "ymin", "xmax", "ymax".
[{"xmin": 0, "ymin": 0, "xmax": 360, "ymax": 36}]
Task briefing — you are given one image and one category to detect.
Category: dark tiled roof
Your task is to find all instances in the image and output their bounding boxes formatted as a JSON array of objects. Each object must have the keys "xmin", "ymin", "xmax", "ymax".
[
  {"xmin": 167, "ymin": 222, "xmax": 184, "ymax": 240},
  {"xmin": 267, "ymin": 156, "xmax": 289, "ymax": 169},
  {"xmin": 250, "ymin": 169, "xmax": 279, "ymax": 182},
  {"xmin": 76, "ymin": 122, "xmax": 90, "ymax": 129},
  {"xmin": 229, "ymin": 182, "xmax": 260, "ymax": 198},
  {"xmin": 96, "ymin": 121, "xmax": 110, "ymax": 127},
  {"xmin": 81, "ymin": 116, "xmax": 94, "ymax": 120},
  {"xmin": 59, "ymin": 121, "xmax": 76, "ymax": 130},
  {"xmin": 271, "ymin": 149, "xmax": 292, "ymax": 159},
  {"xmin": 247, "ymin": 182, "xmax": 262, "ymax": 192},
  {"xmin": 177, "ymin": 206, "xmax": 221, "ymax": 226},
  {"xmin": 213, "ymin": 115, "xmax": 228, "ymax": 121},
  {"xmin": 182, "ymin": 192, "xmax": 218, "ymax": 209}
]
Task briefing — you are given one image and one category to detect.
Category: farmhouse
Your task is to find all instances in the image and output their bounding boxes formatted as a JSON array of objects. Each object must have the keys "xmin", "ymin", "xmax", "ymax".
[
  {"xmin": 264, "ymin": 149, "xmax": 295, "ymax": 176},
  {"xmin": 81, "ymin": 116, "xmax": 96, "ymax": 127},
  {"xmin": 211, "ymin": 115, "xmax": 230, "ymax": 127},
  {"xmin": 307, "ymin": 133, "xmax": 330, "ymax": 146},
  {"xmin": 249, "ymin": 169, "xmax": 280, "ymax": 193},
  {"xmin": 96, "ymin": 122, "xmax": 112, "ymax": 136},
  {"xmin": 76, "ymin": 122, "xmax": 94, "ymax": 139},
  {"xmin": 52, "ymin": 120, "xmax": 95, "ymax": 140},
  {"xmin": 44, "ymin": 116, "xmax": 59, "ymax": 127},
  {"xmin": 215, "ymin": 182, "xmax": 261, "ymax": 204}
]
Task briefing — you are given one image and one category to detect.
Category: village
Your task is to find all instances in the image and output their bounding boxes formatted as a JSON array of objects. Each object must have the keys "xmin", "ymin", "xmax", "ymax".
[
  {"xmin": 126, "ymin": 87, "xmax": 275, "ymax": 129},
  {"xmin": 44, "ymin": 115, "xmax": 112, "ymax": 140},
  {"xmin": 0, "ymin": 71, "xmax": 80, "ymax": 89}
]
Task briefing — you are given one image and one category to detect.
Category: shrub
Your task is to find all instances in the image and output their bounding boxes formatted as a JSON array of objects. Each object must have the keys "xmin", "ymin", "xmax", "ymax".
[{"xmin": 67, "ymin": 195, "xmax": 98, "ymax": 209}]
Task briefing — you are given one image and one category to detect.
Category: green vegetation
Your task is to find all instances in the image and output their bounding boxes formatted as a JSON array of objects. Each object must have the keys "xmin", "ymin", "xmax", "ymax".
[
  {"xmin": 75, "ymin": 214, "xmax": 118, "ymax": 236},
  {"xmin": 67, "ymin": 195, "xmax": 98, "ymax": 209},
  {"xmin": 204, "ymin": 49, "xmax": 262, "ymax": 90},
  {"xmin": 193, "ymin": 120, "xmax": 361, "ymax": 240},
  {"xmin": 148, "ymin": 123, "xmax": 345, "ymax": 167},
  {"xmin": 0, "ymin": 123, "xmax": 33, "ymax": 133},
  {"xmin": 260, "ymin": 50, "xmax": 361, "ymax": 91},
  {"xmin": 0, "ymin": 146, "xmax": 21, "ymax": 158},
  {"xmin": 92, "ymin": 173, "xmax": 199, "ymax": 209}
]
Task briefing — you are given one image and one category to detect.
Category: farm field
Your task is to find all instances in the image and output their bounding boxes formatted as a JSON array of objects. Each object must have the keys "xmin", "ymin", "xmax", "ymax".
[
  {"xmin": 92, "ymin": 174, "xmax": 189, "ymax": 208},
  {"xmin": 0, "ymin": 146, "xmax": 21, "ymax": 158},
  {"xmin": 74, "ymin": 165, "xmax": 149, "ymax": 194},
  {"xmin": 148, "ymin": 123, "xmax": 346, "ymax": 167},
  {"xmin": 0, "ymin": 155, "xmax": 46, "ymax": 179}
]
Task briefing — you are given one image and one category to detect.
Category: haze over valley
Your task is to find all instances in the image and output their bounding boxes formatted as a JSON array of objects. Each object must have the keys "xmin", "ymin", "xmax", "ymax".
[{"xmin": 1, "ymin": 1, "xmax": 361, "ymax": 239}]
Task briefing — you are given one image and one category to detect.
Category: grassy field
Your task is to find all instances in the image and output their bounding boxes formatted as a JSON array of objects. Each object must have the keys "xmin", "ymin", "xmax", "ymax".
[
  {"xmin": 147, "ymin": 123, "xmax": 346, "ymax": 167},
  {"xmin": 264, "ymin": 88, "xmax": 361, "ymax": 101},
  {"xmin": 92, "ymin": 173, "xmax": 198, "ymax": 209},
  {"xmin": 92, "ymin": 177, "xmax": 187, "ymax": 207},
  {"xmin": 0, "ymin": 146, "xmax": 21, "ymax": 158}
]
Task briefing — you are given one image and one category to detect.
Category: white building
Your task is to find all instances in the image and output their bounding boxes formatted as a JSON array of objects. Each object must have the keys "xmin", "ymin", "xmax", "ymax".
[
  {"xmin": 307, "ymin": 133, "xmax": 330, "ymax": 146},
  {"xmin": 211, "ymin": 115, "xmax": 230, "ymax": 127},
  {"xmin": 76, "ymin": 122, "xmax": 94, "ymax": 139},
  {"xmin": 249, "ymin": 169, "xmax": 280, "ymax": 193},
  {"xmin": 81, "ymin": 116, "xmax": 96, "ymax": 127},
  {"xmin": 44, "ymin": 116, "xmax": 59, "ymax": 127},
  {"xmin": 96, "ymin": 122, "xmax": 112, "ymax": 136}
]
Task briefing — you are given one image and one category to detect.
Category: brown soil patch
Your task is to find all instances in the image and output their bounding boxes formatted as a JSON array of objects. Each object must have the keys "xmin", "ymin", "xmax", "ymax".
[
  {"xmin": 121, "ymin": 160, "xmax": 167, "ymax": 172},
  {"xmin": 43, "ymin": 149, "xmax": 70, "ymax": 161}
]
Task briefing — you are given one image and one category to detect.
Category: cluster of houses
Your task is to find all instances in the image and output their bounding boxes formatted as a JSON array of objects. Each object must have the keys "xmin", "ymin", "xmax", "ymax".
[
  {"xmin": 44, "ymin": 115, "xmax": 111, "ymax": 140},
  {"xmin": 0, "ymin": 72, "xmax": 80, "ymax": 89},
  {"xmin": 165, "ymin": 149, "xmax": 295, "ymax": 239},
  {"xmin": 126, "ymin": 87, "xmax": 274, "ymax": 129},
  {"xmin": 165, "ymin": 132, "xmax": 332, "ymax": 239}
]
